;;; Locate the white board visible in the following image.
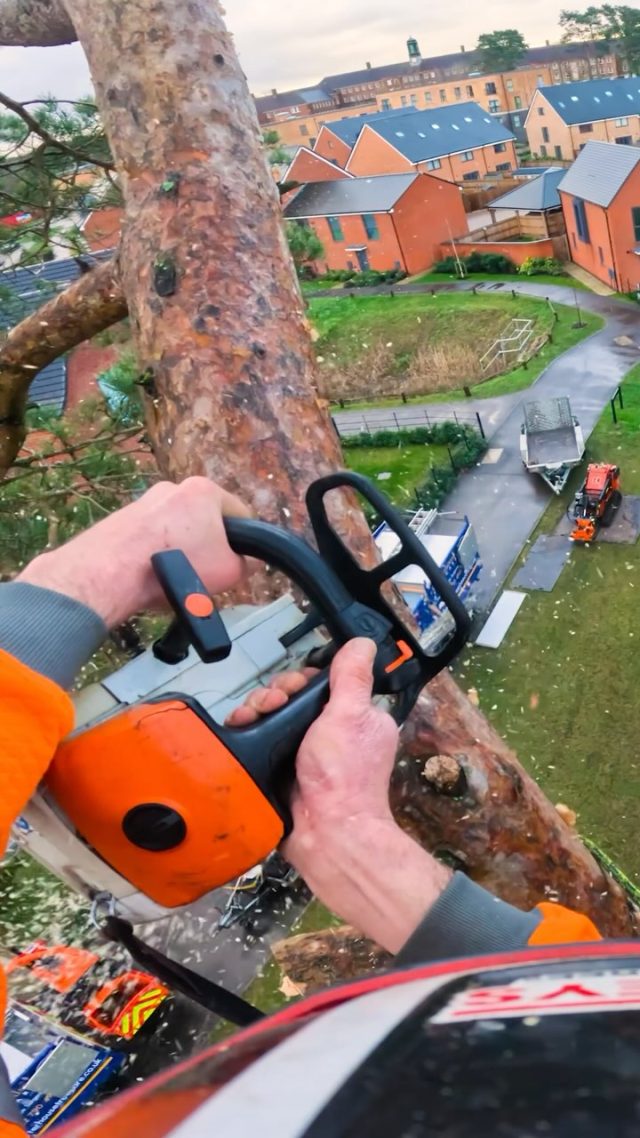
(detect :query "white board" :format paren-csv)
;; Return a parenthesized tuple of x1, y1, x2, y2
(475, 590, 526, 649)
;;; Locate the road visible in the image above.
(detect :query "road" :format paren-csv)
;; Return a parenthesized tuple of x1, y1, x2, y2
(334, 281, 640, 609)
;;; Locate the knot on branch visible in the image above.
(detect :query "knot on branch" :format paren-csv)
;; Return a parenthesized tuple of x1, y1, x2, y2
(422, 754, 467, 797)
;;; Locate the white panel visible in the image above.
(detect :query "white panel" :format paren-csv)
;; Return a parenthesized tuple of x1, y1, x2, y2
(475, 590, 526, 649)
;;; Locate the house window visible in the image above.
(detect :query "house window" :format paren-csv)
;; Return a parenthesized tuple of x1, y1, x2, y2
(466, 84, 474, 97)
(538, 106, 545, 116)
(439, 89, 447, 102)
(496, 161, 512, 171)
(506, 79, 514, 91)
(555, 145, 563, 159)
(410, 94, 418, 106)
(542, 127, 550, 143)
(489, 99, 500, 113)
(424, 91, 432, 103)
(327, 216, 344, 241)
(300, 124, 309, 136)
(494, 143, 507, 153)
(401, 95, 408, 106)
(461, 150, 474, 162)
(362, 213, 380, 240)
(514, 95, 522, 109)
(485, 81, 497, 94)
(573, 198, 590, 243)
(617, 136, 632, 145)
(632, 206, 640, 242)
(462, 171, 480, 181)
(381, 98, 391, 110)
(615, 117, 629, 126)
(578, 123, 593, 133)
(454, 86, 462, 99)
(540, 144, 548, 157)
(426, 158, 442, 170)
(513, 114, 522, 127)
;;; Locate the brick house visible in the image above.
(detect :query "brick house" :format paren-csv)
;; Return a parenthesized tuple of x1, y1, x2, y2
(343, 103, 517, 182)
(283, 172, 467, 275)
(313, 107, 419, 169)
(558, 140, 640, 293)
(283, 147, 353, 186)
(525, 77, 640, 162)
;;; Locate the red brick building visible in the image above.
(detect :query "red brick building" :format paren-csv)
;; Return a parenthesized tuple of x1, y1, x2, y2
(283, 172, 467, 275)
(559, 140, 640, 292)
(283, 148, 352, 185)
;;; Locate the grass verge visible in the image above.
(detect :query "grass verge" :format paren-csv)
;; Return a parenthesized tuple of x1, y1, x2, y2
(345, 444, 450, 508)
(414, 271, 589, 290)
(455, 363, 640, 882)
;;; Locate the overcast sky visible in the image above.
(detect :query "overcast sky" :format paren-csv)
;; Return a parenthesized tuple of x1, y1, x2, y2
(0, 1, 568, 102)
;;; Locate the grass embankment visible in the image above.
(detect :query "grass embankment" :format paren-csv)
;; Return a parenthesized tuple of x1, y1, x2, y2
(310, 293, 602, 408)
(456, 363, 640, 881)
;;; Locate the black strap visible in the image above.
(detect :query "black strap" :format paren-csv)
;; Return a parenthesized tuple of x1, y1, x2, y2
(102, 916, 264, 1027)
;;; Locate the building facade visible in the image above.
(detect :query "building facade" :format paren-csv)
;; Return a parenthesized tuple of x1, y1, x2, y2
(558, 140, 640, 292)
(283, 172, 467, 275)
(525, 78, 640, 161)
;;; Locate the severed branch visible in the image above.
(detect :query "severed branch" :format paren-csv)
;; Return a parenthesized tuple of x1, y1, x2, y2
(0, 91, 113, 170)
(0, 0, 76, 46)
(0, 256, 127, 476)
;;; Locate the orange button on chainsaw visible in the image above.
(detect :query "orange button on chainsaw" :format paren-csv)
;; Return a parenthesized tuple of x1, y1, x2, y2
(184, 592, 215, 618)
(385, 639, 413, 674)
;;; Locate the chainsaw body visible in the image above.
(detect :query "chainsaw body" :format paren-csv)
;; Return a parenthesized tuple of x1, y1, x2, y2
(18, 474, 471, 924)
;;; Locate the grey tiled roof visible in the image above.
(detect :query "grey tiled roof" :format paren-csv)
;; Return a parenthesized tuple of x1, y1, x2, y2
(557, 139, 640, 207)
(536, 77, 640, 125)
(323, 107, 418, 148)
(0, 251, 112, 413)
(490, 167, 566, 211)
(356, 102, 514, 164)
(283, 173, 418, 218)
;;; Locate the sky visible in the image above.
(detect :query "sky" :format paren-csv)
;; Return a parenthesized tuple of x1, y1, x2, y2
(0, 1, 570, 103)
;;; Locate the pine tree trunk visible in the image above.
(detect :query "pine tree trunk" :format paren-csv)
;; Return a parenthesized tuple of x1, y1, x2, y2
(64, 0, 638, 938)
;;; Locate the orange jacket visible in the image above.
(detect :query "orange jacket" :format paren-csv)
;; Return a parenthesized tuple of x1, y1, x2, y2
(0, 646, 601, 1135)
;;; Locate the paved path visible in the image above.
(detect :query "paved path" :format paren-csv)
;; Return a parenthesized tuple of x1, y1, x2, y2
(331, 280, 640, 610)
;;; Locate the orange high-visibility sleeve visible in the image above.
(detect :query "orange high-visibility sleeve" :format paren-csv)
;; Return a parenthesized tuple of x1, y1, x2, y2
(0, 1121, 25, 1137)
(0, 647, 74, 1065)
(529, 901, 602, 946)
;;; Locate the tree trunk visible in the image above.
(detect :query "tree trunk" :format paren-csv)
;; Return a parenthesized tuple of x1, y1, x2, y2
(63, 0, 638, 938)
(272, 927, 390, 991)
(0, 257, 126, 475)
(0, 0, 76, 46)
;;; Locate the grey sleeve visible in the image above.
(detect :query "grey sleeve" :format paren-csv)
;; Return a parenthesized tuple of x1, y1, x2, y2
(0, 581, 107, 690)
(395, 871, 542, 966)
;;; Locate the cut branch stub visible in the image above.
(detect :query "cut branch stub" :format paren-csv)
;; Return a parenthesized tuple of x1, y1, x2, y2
(0, 0, 76, 46)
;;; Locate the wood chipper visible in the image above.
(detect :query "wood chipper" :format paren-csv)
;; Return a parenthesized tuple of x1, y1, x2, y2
(570, 464, 622, 543)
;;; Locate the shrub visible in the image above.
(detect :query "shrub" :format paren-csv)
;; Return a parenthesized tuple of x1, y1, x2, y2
(431, 252, 516, 276)
(518, 256, 566, 277)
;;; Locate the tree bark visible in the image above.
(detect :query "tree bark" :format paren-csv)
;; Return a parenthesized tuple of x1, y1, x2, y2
(62, 0, 638, 938)
(0, 0, 76, 46)
(272, 927, 390, 991)
(0, 257, 126, 475)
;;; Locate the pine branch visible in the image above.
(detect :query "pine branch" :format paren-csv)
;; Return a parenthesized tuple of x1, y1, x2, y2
(0, 91, 113, 170)
(0, 0, 76, 47)
(0, 256, 127, 476)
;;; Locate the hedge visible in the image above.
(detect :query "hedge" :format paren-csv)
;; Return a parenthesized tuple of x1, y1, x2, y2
(342, 423, 487, 510)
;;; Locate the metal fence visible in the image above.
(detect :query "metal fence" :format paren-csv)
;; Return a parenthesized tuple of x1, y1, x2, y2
(333, 406, 485, 439)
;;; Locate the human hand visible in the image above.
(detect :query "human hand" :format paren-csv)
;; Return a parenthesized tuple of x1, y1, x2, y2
(19, 477, 249, 628)
(228, 639, 452, 954)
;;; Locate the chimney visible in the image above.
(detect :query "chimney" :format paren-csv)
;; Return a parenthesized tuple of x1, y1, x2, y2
(271, 88, 278, 96)
(545, 40, 550, 46)
(407, 37, 421, 67)
(366, 61, 372, 69)
(460, 45, 465, 53)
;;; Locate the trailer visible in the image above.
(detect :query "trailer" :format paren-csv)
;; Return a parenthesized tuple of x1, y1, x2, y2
(520, 397, 585, 494)
(374, 508, 481, 651)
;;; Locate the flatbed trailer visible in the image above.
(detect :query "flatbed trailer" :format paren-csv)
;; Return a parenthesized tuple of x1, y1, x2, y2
(520, 397, 585, 494)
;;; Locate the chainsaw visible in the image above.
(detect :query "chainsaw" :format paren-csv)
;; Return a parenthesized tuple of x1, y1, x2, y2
(18, 473, 470, 931)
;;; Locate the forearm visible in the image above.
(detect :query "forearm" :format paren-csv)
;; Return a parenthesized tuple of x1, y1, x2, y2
(0, 582, 106, 689)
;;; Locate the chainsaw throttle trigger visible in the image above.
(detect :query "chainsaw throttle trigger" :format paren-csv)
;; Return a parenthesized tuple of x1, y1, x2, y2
(151, 549, 232, 664)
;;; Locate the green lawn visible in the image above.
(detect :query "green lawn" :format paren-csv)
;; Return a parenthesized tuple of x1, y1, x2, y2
(345, 444, 449, 508)
(456, 364, 640, 883)
(414, 271, 589, 290)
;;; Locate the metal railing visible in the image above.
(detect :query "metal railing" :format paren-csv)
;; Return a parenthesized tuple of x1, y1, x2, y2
(333, 406, 485, 439)
(479, 317, 535, 373)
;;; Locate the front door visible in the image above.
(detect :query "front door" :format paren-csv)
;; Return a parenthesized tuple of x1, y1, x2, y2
(356, 248, 370, 271)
